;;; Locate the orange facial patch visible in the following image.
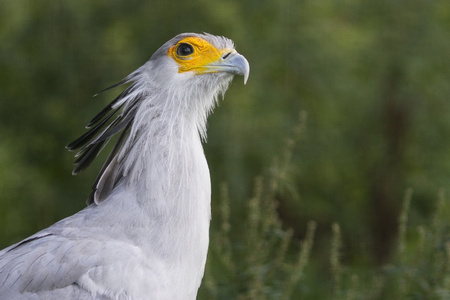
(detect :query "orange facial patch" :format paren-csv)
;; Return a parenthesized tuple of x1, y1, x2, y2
(168, 37, 228, 74)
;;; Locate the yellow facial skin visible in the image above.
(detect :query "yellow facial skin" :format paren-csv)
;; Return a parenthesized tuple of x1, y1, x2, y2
(168, 37, 232, 74)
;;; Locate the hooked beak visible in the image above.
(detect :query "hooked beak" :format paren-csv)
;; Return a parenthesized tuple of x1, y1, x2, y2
(204, 50, 250, 84)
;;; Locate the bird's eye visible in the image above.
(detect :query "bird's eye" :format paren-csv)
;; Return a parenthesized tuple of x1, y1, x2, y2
(176, 43, 194, 56)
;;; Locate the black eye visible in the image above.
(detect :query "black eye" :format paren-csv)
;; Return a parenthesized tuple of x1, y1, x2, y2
(176, 43, 194, 56)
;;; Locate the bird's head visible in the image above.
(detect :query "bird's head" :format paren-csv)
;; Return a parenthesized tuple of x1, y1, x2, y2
(148, 33, 249, 90)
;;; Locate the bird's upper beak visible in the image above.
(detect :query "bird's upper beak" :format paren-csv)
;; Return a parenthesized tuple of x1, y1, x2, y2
(203, 50, 250, 84)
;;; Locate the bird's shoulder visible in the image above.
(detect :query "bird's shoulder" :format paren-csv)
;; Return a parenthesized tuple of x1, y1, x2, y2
(0, 208, 164, 299)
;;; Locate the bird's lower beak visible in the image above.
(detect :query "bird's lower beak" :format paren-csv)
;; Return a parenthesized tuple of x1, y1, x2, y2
(204, 51, 250, 84)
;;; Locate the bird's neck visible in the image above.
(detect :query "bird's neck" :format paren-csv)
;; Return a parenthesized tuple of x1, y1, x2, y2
(98, 95, 211, 295)
(121, 100, 211, 211)
(120, 97, 211, 294)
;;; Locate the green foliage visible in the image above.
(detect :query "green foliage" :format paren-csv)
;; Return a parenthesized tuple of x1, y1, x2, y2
(200, 127, 450, 299)
(201, 176, 317, 299)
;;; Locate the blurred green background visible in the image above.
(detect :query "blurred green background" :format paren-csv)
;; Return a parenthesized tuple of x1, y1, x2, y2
(1, 0, 450, 298)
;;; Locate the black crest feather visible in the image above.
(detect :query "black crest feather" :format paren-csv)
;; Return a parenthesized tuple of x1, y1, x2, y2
(67, 78, 145, 204)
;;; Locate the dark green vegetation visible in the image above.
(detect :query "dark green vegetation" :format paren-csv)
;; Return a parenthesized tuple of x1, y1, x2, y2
(1, 0, 449, 298)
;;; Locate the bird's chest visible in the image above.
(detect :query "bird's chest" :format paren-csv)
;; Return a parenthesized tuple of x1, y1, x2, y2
(118, 148, 211, 298)
(77, 191, 210, 299)
(83, 134, 212, 298)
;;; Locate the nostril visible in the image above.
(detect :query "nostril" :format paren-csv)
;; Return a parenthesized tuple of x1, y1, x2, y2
(222, 52, 231, 59)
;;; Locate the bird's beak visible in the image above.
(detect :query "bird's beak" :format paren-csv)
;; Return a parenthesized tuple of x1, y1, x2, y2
(204, 50, 250, 84)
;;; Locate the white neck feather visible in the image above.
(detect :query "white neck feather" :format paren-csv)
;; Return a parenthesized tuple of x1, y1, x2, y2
(130, 69, 227, 295)
(81, 61, 233, 296)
